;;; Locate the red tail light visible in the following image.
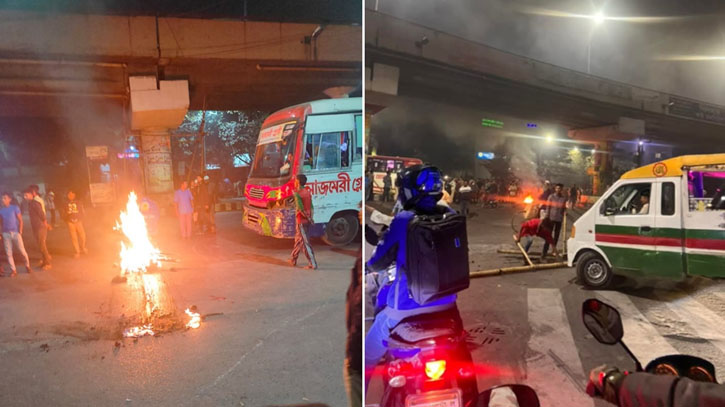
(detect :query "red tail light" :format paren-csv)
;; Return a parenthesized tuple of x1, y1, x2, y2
(425, 360, 447, 380)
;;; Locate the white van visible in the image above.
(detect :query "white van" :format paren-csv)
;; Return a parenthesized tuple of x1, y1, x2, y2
(567, 154, 725, 288)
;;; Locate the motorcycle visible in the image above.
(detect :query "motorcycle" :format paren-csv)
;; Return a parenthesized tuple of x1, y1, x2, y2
(581, 298, 718, 385)
(365, 208, 478, 407)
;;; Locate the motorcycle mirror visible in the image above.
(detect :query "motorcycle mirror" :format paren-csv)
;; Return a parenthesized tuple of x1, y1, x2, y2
(582, 298, 624, 345)
(477, 384, 540, 407)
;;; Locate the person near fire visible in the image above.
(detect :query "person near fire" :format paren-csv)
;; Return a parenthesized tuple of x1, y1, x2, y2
(24, 188, 52, 270)
(174, 180, 194, 239)
(0, 192, 32, 276)
(289, 174, 317, 269)
(515, 217, 558, 262)
(63, 189, 88, 258)
(543, 183, 568, 256)
(46, 189, 57, 226)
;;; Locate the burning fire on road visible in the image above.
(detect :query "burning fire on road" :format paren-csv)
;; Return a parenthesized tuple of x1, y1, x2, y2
(117, 192, 201, 338)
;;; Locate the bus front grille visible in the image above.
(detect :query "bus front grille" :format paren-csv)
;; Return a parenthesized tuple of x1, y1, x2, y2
(248, 187, 264, 199)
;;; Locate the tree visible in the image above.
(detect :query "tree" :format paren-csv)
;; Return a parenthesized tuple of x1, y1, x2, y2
(174, 110, 267, 175)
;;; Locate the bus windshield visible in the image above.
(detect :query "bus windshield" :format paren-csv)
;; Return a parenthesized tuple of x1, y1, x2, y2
(249, 121, 298, 179)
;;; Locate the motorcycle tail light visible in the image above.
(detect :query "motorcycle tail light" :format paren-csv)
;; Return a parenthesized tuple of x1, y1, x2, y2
(425, 360, 447, 380)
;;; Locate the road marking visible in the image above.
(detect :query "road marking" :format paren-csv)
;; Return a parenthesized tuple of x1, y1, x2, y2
(527, 288, 593, 407)
(596, 291, 679, 364)
(661, 293, 725, 375)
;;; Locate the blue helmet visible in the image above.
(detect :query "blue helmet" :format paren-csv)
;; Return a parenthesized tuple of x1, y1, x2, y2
(396, 164, 443, 209)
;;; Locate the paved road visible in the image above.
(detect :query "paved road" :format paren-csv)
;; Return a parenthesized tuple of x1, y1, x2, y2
(365, 202, 725, 406)
(0, 209, 357, 407)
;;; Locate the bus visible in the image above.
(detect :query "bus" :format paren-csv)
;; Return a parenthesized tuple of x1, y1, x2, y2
(366, 155, 423, 198)
(243, 97, 363, 246)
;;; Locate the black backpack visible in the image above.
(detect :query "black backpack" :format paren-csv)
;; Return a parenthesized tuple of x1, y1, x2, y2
(405, 211, 470, 305)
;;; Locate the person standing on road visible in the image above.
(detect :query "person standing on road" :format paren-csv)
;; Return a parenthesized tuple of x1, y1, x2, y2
(382, 170, 392, 203)
(29, 184, 46, 215)
(24, 189, 51, 270)
(289, 174, 317, 269)
(174, 181, 194, 239)
(544, 183, 567, 257)
(458, 181, 472, 217)
(538, 180, 553, 218)
(568, 185, 580, 209)
(63, 190, 87, 258)
(365, 170, 373, 202)
(0, 192, 32, 276)
(46, 190, 57, 226)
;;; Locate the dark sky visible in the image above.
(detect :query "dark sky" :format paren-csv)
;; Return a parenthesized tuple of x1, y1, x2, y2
(368, 0, 725, 105)
(0, 0, 361, 24)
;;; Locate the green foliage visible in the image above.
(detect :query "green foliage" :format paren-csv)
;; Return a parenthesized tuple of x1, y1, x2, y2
(175, 110, 267, 171)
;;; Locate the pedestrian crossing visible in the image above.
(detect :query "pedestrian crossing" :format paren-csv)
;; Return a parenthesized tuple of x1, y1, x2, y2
(462, 284, 725, 406)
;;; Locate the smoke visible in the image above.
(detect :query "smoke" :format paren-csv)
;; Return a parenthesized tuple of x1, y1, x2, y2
(371, 96, 542, 181)
(372, 0, 725, 105)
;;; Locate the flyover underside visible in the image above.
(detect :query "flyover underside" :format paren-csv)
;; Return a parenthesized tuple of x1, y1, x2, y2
(0, 56, 360, 117)
(367, 47, 724, 147)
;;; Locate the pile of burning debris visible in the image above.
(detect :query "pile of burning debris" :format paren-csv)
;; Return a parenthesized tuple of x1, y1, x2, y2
(116, 192, 201, 338)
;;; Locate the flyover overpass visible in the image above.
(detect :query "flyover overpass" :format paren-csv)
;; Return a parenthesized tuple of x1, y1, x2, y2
(0, 9, 361, 118)
(365, 9, 725, 147)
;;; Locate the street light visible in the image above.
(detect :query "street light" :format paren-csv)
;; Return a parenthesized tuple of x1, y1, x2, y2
(587, 11, 605, 74)
(545, 133, 554, 144)
(593, 12, 605, 25)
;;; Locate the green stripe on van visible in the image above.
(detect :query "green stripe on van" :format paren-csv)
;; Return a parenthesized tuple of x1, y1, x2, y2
(595, 225, 725, 240)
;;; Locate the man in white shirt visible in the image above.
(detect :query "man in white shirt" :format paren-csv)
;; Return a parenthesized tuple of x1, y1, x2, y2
(638, 193, 650, 214)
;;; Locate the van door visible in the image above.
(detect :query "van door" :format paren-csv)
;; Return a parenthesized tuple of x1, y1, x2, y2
(682, 170, 725, 277)
(595, 180, 658, 275)
(652, 179, 685, 278)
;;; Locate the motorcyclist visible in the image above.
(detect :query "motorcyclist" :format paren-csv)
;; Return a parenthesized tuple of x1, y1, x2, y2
(364, 164, 458, 388)
(587, 364, 725, 407)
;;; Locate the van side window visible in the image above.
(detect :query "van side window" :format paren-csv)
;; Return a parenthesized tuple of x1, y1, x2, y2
(661, 182, 675, 216)
(687, 170, 725, 211)
(304, 131, 352, 171)
(601, 183, 651, 215)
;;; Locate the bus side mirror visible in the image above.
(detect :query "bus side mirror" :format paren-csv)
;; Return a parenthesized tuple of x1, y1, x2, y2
(604, 207, 616, 216)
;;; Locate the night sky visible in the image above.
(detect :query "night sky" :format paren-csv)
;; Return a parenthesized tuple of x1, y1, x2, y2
(368, 0, 725, 105)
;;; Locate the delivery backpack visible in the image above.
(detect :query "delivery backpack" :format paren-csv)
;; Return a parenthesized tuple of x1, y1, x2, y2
(405, 211, 470, 304)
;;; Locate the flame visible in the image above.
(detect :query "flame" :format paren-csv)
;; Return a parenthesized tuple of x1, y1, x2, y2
(523, 195, 534, 205)
(185, 308, 201, 329)
(123, 324, 155, 338)
(117, 192, 161, 275)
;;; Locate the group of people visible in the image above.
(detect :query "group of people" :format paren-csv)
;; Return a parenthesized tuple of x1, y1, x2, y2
(0, 186, 87, 276)
(515, 181, 578, 261)
(173, 175, 218, 239)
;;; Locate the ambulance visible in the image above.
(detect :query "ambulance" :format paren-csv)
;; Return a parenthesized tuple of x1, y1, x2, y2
(567, 154, 725, 288)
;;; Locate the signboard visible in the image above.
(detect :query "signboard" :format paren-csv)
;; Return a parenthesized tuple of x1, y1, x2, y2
(89, 183, 114, 205)
(85, 145, 108, 160)
(258, 121, 296, 145)
(481, 118, 504, 128)
(668, 96, 725, 125)
(477, 152, 495, 160)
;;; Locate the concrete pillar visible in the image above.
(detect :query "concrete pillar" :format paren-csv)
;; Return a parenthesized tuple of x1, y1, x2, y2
(129, 76, 189, 210)
(140, 130, 174, 194)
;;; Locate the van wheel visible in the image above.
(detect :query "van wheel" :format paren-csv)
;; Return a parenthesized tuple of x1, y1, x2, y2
(323, 213, 359, 246)
(577, 252, 613, 289)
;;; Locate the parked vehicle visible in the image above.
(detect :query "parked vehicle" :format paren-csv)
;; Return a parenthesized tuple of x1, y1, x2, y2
(243, 97, 363, 246)
(567, 154, 725, 288)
